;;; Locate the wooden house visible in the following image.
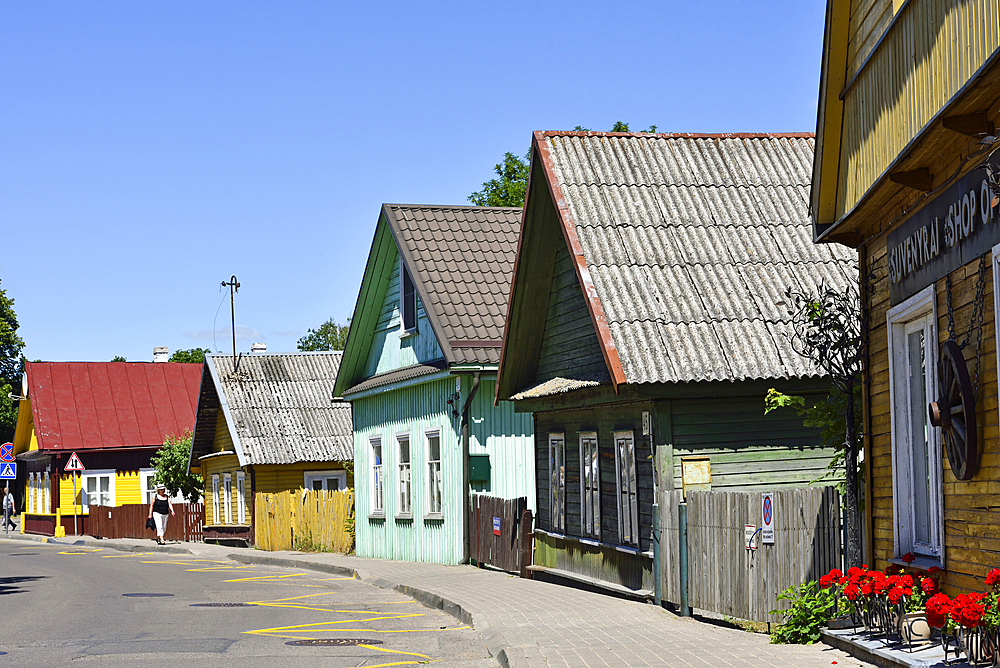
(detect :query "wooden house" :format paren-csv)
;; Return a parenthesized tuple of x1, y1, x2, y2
(187, 350, 353, 545)
(495, 130, 857, 596)
(333, 204, 534, 565)
(812, 0, 1000, 589)
(13, 359, 202, 536)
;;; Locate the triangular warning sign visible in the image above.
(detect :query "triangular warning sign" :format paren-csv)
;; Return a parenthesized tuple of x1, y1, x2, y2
(0, 463, 14, 478)
(65, 452, 85, 472)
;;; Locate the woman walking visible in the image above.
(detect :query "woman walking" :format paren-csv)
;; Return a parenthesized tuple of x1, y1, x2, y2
(147, 484, 175, 545)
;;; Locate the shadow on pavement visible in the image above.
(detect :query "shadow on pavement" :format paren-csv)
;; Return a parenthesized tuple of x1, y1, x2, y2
(0, 575, 48, 596)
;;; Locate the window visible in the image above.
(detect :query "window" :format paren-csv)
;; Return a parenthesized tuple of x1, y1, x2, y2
(400, 261, 417, 333)
(43, 471, 50, 513)
(614, 431, 639, 546)
(371, 438, 384, 516)
(397, 434, 412, 517)
(549, 434, 565, 533)
(888, 285, 942, 560)
(579, 433, 600, 539)
(212, 475, 220, 525)
(28, 473, 35, 513)
(304, 470, 347, 492)
(236, 472, 246, 524)
(223, 473, 233, 524)
(426, 431, 442, 516)
(82, 470, 115, 510)
(141, 469, 158, 505)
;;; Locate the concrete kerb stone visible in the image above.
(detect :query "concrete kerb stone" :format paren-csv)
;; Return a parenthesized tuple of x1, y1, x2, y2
(226, 552, 356, 579)
(2, 532, 194, 555)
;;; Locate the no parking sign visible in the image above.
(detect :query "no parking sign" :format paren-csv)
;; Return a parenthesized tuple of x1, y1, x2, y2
(761, 492, 775, 545)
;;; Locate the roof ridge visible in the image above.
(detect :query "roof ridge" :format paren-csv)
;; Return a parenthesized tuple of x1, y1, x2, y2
(385, 203, 523, 211)
(540, 131, 815, 140)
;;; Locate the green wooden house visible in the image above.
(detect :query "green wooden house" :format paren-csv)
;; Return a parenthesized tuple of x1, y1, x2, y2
(496, 130, 857, 597)
(333, 204, 534, 565)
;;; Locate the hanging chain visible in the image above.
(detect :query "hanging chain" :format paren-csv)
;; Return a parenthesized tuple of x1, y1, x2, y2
(944, 255, 988, 398)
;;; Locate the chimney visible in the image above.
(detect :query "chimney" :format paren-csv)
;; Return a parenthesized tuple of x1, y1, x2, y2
(251, 342, 267, 354)
(153, 347, 169, 363)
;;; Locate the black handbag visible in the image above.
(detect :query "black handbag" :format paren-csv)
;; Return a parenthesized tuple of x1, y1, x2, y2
(146, 517, 156, 531)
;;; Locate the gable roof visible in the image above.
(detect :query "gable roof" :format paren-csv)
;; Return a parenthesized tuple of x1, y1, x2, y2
(23, 361, 202, 451)
(334, 204, 521, 396)
(190, 351, 353, 467)
(498, 131, 858, 399)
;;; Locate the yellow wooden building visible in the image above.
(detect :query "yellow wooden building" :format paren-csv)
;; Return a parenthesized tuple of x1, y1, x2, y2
(188, 350, 353, 545)
(813, 0, 1000, 590)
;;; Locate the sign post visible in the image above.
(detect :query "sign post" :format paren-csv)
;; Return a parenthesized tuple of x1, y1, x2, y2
(761, 492, 775, 545)
(65, 452, 85, 536)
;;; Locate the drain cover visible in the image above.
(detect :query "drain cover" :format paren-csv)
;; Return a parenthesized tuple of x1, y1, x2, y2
(285, 639, 383, 647)
(190, 603, 250, 607)
(122, 593, 174, 597)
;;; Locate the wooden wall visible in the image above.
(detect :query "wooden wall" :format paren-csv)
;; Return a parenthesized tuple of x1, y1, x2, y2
(863, 229, 1000, 594)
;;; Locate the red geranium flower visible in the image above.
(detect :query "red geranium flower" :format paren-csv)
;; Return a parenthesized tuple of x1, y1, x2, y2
(829, 568, 843, 580)
(888, 586, 906, 605)
(926, 592, 951, 628)
(902, 552, 916, 564)
(844, 584, 860, 601)
(921, 577, 937, 595)
(820, 574, 834, 589)
(986, 568, 1000, 589)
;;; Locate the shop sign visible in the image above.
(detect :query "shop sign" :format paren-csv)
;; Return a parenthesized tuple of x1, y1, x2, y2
(887, 159, 1000, 305)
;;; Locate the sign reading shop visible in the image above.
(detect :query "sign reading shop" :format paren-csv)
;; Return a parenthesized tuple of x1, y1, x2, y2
(888, 160, 1000, 304)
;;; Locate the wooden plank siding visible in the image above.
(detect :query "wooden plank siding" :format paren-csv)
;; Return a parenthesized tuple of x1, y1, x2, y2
(201, 454, 246, 526)
(535, 242, 607, 384)
(862, 224, 1000, 594)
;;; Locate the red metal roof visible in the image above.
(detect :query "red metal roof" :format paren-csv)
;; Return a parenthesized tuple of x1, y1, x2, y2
(25, 361, 202, 451)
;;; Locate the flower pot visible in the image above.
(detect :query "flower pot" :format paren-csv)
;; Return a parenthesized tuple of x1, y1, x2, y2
(959, 627, 995, 666)
(897, 612, 932, 644)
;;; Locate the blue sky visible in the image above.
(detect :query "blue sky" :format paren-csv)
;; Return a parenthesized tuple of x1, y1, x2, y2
(2, 1, 826, 362)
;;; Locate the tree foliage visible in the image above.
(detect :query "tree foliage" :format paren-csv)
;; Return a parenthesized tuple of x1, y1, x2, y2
(297, 318, 350, 352)
(169, 348, 211, 364)
(111, 356, 127, 362)
(468, 151, 530, 207)
(0, 279, 25, 443)
(150, 431, 203, 503)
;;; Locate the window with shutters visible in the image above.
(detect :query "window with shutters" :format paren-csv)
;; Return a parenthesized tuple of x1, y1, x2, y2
(614, 431, 639, 546)
(549, 433, 565, 533)
(579, 433, 600, 539)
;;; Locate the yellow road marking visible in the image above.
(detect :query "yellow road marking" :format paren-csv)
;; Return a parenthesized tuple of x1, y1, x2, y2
(315, 575, 358, 581)
(362, 644, 433, 661)
(224, 573, 306, 583)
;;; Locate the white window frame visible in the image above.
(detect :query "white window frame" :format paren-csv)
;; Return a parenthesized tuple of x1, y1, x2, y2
(370, 438, 384, 516)
(140, 469, 158, 505)
(399, 260, 418, 334)
(223, 473, 233, 524)
(425, 430, 442, 517)
(304, 470, 347, 492)
(28, 473, 35, 514)
(236, 472, 246, 524)
(579, 432, 600, 539)
(211, 475, 220, 525)
(397, 433, 412, 517)
(887, 284, 943, 563)
(614, 431, 639, 547)
(548, 433, 565, 533)
(43, 471, 50, 514)
(81, 470, 116, 511)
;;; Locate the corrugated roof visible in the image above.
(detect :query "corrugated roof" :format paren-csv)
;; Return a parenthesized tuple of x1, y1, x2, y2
(344, 359, 448, 397)
(383, 204, 522, 365)
(194, 352, 353, 466)
(535, 131, 857, 386)
(24, 361, 202, 451)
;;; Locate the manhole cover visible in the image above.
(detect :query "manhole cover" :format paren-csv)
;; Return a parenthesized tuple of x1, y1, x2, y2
(285, 639, 383, 647)
(190, 603, 251, 607)
(122, 593, 174, 597)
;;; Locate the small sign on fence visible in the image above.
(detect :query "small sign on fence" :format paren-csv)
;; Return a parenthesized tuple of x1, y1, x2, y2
(744, 524, 757, 550)
(493, 516, 501, 536)
(761, 492, 775, 544)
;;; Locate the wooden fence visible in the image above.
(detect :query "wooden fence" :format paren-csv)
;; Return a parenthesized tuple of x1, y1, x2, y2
(88, 503, 204, 543)
(660, 486, 841, 623)
(469, 494, 532, 575)
(254, 489, 354, 553)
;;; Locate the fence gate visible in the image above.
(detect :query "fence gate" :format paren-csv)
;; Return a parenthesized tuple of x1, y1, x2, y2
(469, 494, 532, 575)
(88, 503, 204, 542)
(660, 486, 842, 623)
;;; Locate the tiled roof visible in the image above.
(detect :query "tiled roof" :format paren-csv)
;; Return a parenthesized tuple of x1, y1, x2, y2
(24, 361, 202, 451)
(537, 131, 857, 385)
(384, 204, 522, 365)
(193, 352, 352, 466)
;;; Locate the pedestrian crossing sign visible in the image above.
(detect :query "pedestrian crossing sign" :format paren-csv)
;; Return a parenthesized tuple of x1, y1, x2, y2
(0, 462, 15, 479)
(65, 452, 85, 472)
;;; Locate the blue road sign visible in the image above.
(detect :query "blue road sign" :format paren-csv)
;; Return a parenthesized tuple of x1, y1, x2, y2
(0, 443, 13, 462)
(0, 462, 15, 479)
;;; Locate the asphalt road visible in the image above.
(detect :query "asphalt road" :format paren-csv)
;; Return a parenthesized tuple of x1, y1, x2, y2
(0, 538, 495, 667)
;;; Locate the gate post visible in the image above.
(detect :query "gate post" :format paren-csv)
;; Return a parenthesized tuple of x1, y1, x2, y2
(678, 501, 690, 617)
(519, 509, 533, 579)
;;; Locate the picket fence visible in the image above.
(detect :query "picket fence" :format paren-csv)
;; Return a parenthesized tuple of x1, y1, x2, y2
(254, 488, 354, 553)
(660, 486, 842, 623)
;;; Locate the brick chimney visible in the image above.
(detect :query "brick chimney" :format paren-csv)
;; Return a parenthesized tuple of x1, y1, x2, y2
(251, 342, 267, 354)
(153, 347, 169, 363)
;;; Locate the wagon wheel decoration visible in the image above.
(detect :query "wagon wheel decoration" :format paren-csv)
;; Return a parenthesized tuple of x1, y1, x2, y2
(928, 340, 979, 481)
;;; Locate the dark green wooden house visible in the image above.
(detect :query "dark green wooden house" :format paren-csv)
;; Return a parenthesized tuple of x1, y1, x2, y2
(495, 130, 857, 597)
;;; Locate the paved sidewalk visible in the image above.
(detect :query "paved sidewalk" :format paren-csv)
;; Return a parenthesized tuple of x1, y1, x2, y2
(4, 532, 871, 668)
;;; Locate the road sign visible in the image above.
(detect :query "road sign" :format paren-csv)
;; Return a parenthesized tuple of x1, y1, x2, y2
(0, 442, 13, 462)
(0, 462, 15, 479)
(762, 492, 775, 544)
(65, 451, 85, 472)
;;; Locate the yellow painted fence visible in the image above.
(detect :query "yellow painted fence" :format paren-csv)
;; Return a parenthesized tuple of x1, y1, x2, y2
(254, 488, 354, 554)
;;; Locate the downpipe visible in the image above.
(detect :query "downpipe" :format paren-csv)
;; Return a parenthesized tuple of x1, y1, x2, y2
(460, 371, 481, 564)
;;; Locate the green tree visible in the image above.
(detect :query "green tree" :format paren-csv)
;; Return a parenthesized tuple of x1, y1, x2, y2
(468, 150, 531, 207)
(0, 279, 25, 443)
(169, 348, 211, 364)
(111, 356, 127, 362)
(150, 431, 203, 503)
(297, 318, 351, 352)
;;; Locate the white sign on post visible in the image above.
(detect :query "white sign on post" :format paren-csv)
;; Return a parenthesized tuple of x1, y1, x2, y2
(761, 492, 775, 544)
(65, 452, 85, 471)
(744, 524, 757, 550)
